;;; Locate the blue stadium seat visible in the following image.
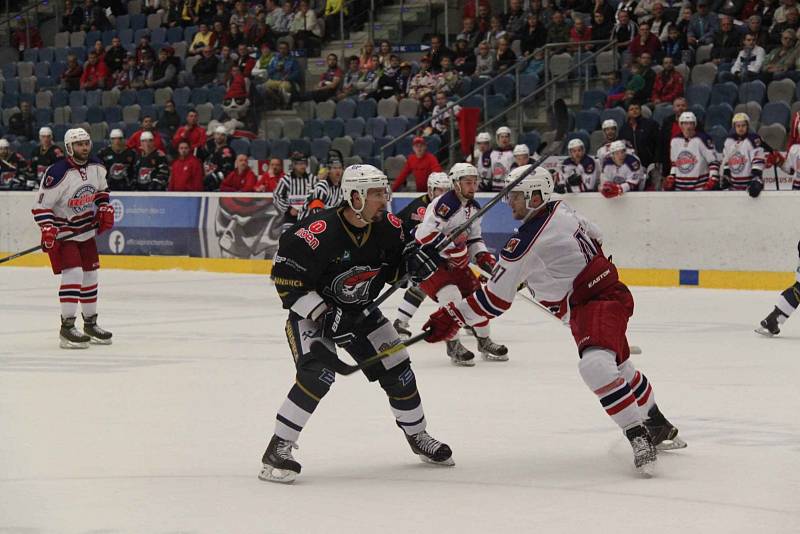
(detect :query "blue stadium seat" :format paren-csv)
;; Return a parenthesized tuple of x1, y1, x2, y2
(581, 89, 607, 110)
(53, 90, 69, 107)
(184, 25, 198, 45)
(151, 27, 167, 44)
(69, 91, 85, 108)
(39, 48, 55, 63)
(69, 46, 87, 61)
(140, 104, 157, 119)
(55, 48, 69, 62)
(4, 79, 19, 94)
(710, 82, 738, 107)
(138, 89, 155, 106)
(167, 27, 183, 43)
(2, 94, 18, 107)
(2, 63, 16, 78)
(172, 87, 191, 106)
(345, 117, 365, 137)
(310, 137, 332, 161)
(230, 137, 250, 156)
(600, 107, 625, 129)
(425, 134, 441, 155)
(354, 136, 375, 158)
(18, 141, 35, 159)
(94, 140, 108, 152)
(119, 29, 134, 45)
(87, 106, 104, 123)
(123, 123, 138, 137)
(386, 116, 409, 138)
(396, 136, 413, 157)
(86, 90, 102, 108)
(116, 14, 130, 30)
(190, 87, 209, 105)
(18, 93, 35, 105)
(176, 104, 190, 119)
(53, 124, 69, 141)
(250, 139, 269, 160)
(366, 117, 387, 137)
(652, 103, 673, 126)
(519, 131, 541, 154)
(51, 61, 67, 80)
(38, 76, 55, 89)
(118, 90, 137, 106)
(102, 30, 117, 46)
(34, 62, 50, 77)
(689, 104, 706, 123)
(375, 137, 393, 157)
(462, 95, 482, 108)
(134, 28, 149, 43)
(486, 94, 507, 118)
(458, 77, 472, 97)
(323, 118, 345, 138)
(491, 75, 515, 99)
(519, 74, 539, 97)
(761, 102, 790, 127)
(705, 103, 733, 131)
(563, 131, 590, 154)
(130, 14, 146, 30)
(23, 49, 37, 62)
(357, 98, 377, 119)
(302, 119, 324, 139)
(71, 105, 88, 123)
(708, 125, 728, 151)
(289, 138, 311, 157)
(104, 106, 122, 123)
(86, 30, 102, 46)
(364, 156, 382, 168)
(739, 80, 766, 105)
(208, 85, 225, 105)
(335, 99, 357, 119)
(686, 84, 712, 108)
(575, 109, 601, 133)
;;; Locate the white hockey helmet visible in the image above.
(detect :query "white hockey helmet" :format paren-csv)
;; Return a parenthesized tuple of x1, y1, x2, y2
(732, 112, 750, 126)
(64, 127, 92, 158)
(610, 140, 627, 153)
(341, 164, 389, 214)
(506, 165, 554, 207)
(39, 127, 53, 138)
(568, 138, 585, 151)
(0, 139, 9, 149)
(513, 144, 530, 156)
(140, 131, 154, 141)
(679, 111, 697, 124)
(448, 162, 479, 190)
(496, 126, 512, 141)
(476, 132, 491, 144)
(427, 172, 452, 196)
(109, 129, 124, 139)
(602, 119, 618, 131)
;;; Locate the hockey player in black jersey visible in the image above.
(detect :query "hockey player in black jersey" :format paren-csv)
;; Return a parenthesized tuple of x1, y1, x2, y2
(756, 240, 800, 336)
(201, 126, 236, 191)
(27, 127, 64, 190)
(98, 129, 137, 191)
(132, 132, 170, 191)
(393, 171, 453, 339)
(260, 164, 453, 484)
(0, 138, 30, 190)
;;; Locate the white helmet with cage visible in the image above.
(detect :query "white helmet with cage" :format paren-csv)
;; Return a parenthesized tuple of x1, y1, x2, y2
(64, 127, 92, 159)
(341, 164, 389, 214)
(427, 172, 452, 197)
(506, 165, 554, 208)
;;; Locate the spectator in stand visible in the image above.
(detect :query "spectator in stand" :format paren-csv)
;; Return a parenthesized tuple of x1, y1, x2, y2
(762, 29, 799, 81)
(452, 39, 477, 76)
(391, 136, 442, 192)
(612, 9, 638, 52)
(61, 54, 83, 91)
(78, 0, 110, 31)
(271, 1, 293, 36)
(104, 36, 126, 73)
(195, 0, 215, 26)
(113, 55, 138, 89)
(495, 37, 517, 73)
(8, 101, 36, 140)
(429, 34, 454, 73)
(651, 56, 684, 105)
(144, 0, 166, 16)
(169, 140, 205, 191)
(634, 53, 656, 104)
(80, 51, 109, 90)
(569, 16, 593, 53)
(229, 0, 249, 28)
(486, 15, 509, 51)
(431, 90, 460, 154)
(220, 154, 257, 192)
(217, 45, 235, 82)
(336, 55, 361, 100)
(505, 0, 528, 40)
(164, 0, 183, 27)
(225, 64, 249, 103)
(373, 55, 401, 99)
(250, 42, 274, 83)
(774, 0, 798, 25)
(437, 56, 461, 94)
(474, 40, 496, 77)
(647, 3, 670, 41)
(189, 23, 217, 56)
(674, 6, 693, 37)
(620, 102, 661, 172)
(377, 40, 392, 70)
(146, 48, 177, 88)
(135, 35, 156, 65)
(732, 33, 766, 81)
(212, 21, 228, 46)
(173, 109, 208, 152)
(615, 0, 638, 21)
(92, 40, 106, 62)
(11, 18, 43, 58)
(418, 93, 436, 136)
(158, 100, 181, 139)
(475, 2, 492, 33)
(663, 24, 690, 66)
(355, 55, 381, 99)
(193, 46, 220, 86)
(629, 21, 663, 61)
(265, 41, 300, 107)
(407, 56, 438, 100)
(264, 0, 281, 29)
(358, 41, 377, 73)
(547, 11, 571, 53)
(457, 17, 481, 51)
(769, 7, 800, 47)
(255, 157, 284, 192)
(743, 15, 770, 49)
(688, 0, 719, 47)
(523, 47, 545, 76)
(179, 0, 196, 26)
(137, 53, 156, 88)
(521, 13, 547, 55)
(228, 22, 245, 49)
(712, 16, 743, 65)
(294, 53, 342, 102)
(128, 115, 167, 152)
(290, 1, 321, 52)
(63, 0, 81, 31)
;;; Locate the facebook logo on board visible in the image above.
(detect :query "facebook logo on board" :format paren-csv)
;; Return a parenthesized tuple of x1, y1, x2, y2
(109, 231, 125, 254)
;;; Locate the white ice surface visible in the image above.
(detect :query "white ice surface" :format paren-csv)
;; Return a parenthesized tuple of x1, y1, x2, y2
(1, 267, 799, 534)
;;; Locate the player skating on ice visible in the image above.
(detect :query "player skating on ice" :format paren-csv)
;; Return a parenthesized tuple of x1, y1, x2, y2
(720, 113, 766, 196)
(664, 112, 720, 191)
(260, 164, 453, 484)
(393, 172, 453, 339)
(32, 128, 114, 348)
(414, 163, 508, 365)
(756, 240, 800, 336)
(422, 165, 685, 476)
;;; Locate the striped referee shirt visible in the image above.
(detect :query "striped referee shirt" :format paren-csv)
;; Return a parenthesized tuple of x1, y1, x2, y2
(274, 172, 317, 216)
(300, 178, 344, 219)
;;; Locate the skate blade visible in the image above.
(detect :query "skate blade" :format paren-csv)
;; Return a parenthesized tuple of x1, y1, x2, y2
(630, 345, 643, 354)
(258, 465, 297, 484)
(88, 336, 113, 345)
(418, 454, 455, 467)
(754, 327, 777, 337)
(481, 352, 509, 362)
(657, 436, 687, 451)
(450, 358, 476, 367)
(635, 460, 657, 478)
(59, 338, 90, 349)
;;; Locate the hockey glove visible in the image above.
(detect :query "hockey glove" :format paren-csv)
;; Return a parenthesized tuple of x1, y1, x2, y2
(600, 182, 623, 198)
(748, 177, 764, 198)
(704, 177, 721, 190)
(475, 251, 496, 282)
(423, 303, 464, 343)
(320, 306, 357, 348)
(567, 173, 582, 187)
(95, 204, 115, 234)
(663, 175, 676, 191)
(40, 225, 58, 250)
(766, 151, 785, 168)
(553, 182, 567, 194)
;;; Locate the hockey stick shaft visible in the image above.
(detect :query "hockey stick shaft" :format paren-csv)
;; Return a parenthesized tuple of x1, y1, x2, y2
(311, 330, 430, 376)
(0, 226, 98, 265)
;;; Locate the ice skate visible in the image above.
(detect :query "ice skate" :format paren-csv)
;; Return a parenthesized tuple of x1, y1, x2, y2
(393, 318, 412, 340)
(755, 307, 783, 337)
(60, 316, 90, 349)
(477, 336, 509, 361)
(82, 314, 113, 345)
(259, 434, 301, 484)
(626, 424, 657, 477)
(446, 339, 475, 366)
(405, 430, 454, 466)
(644, 405, 687, 451)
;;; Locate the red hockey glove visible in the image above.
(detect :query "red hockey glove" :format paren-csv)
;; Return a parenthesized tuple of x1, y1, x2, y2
(766, 151, 785, 167)
(95, 204, 115, 234)
(600, 182, 624, 198)
(423, 303, 464, 343)
(663, 175, 676, 191)
(475, 251, 496, 282)
(704, 177, 720, 190)
(40, 225, 58, 250)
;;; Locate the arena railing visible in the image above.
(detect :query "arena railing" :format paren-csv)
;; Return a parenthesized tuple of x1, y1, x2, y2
(1, 0, 56, 48)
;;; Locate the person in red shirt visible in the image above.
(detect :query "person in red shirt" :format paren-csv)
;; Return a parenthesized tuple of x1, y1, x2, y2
(628, 21, 663, 61)
(651, 56, 684, 106)
(126, 115, 167, 153)
(391, 136, 443, 192)
(168, 140, 204, 191)
(80, 50, 109, 90)
(220, 154, 257, 192)
(225, 64, 249, 99)
(254, 157, 284, 192)
(172, 110, 208, 152)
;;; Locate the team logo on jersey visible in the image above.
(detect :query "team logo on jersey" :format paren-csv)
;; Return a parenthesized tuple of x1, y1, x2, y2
(329, 266, 381, 304)
(492, 163, 508, 177)
(613, 175, 625, 184)
(67, 184, 97, 213)
(675, 151, 698, 173)
(110, 163, 129, 180)
(295, 228, 321, 249)
(43, 174, 55, 187)
(436, 203, 450, 217)
(728, 151, 747, 174)
(503, 238, 520, 254)
(387, 212, 402, 229)
(413, 206, 426, 221)
(308, 220, 327, 234)
(630, 159, 640, 171)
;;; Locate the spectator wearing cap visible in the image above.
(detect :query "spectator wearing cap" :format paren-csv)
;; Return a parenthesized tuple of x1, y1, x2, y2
(407, 56, 438, 100)
(688, 0, 719, 47)
(250, 42, 274, 82)
(8, 101, 36, 140)
(173, 109, 208, 151)
(651, 56, 684, 105)
(732, 33, 766, 81)
(265, 41, 300, 108)
(220, 154, 257, 192)
(255, 157, 284, 192)
(80, 51, 109, 90)
(128, 115, 168, 153)
(169, 140, 205, 191)
(391, 136, 443, 192)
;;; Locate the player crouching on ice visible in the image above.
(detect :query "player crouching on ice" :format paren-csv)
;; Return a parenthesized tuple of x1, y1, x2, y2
(422, 165, 685, 476)
(32, 128, 114, 349)
(756, 240, 800, 336)
(260, 164, 453, 484)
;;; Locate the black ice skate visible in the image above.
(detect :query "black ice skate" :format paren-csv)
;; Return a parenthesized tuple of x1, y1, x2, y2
(406, 430, 455, 466)
(82, 314, 113, 345)
(259, 434, 301, 484)
(393, 318, 412, 340)
(644, 405, 687, 451)
(755, 307, 784, 337)
(477, 336, 509, 361)
(446, 339, 475, 366)
(60, 316, 90, 349)
(625, 424, 658, 477)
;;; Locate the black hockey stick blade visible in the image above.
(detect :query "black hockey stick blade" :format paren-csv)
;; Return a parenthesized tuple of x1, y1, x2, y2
(310, 330, 430, 376)
(0, 226, 98, 265)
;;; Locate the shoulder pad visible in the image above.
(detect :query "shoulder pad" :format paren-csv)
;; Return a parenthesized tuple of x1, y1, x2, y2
(581, 155, 595, 170)
(696, 132, 714, 147)
(601, 156, 614, 167)
(41, 159, 71, 189)
(748, 132, 762, 146)
(501, 201, 560, 261)
(433, 190, 461, 220)
(624, 154, 641, 170)
(469, 198, 481, 210)
(561, 156, 573, 165)
(88, 156, 104, 165)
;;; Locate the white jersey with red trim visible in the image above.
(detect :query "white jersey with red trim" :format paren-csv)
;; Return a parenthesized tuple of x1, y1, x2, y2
(415, 190, 488, 267)
(469, 148, 493, 189)
(31, 156, 110, 242)
(669, 133, 720, 190)
(488, 147, 514, 191)
(779, 144, 800, 190)
(596, 139, 634, 164)
(600, 153, 645, 192)
(452, 200, 603, 325)
(722, 133, 765, 190)
(559, 154, 600, 192)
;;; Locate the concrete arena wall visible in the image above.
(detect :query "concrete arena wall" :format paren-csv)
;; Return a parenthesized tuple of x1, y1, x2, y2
(1, 191, 798, 289)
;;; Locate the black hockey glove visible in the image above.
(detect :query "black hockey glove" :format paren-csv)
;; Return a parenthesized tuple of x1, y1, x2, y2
(404, 237, 445, 284)
(320, 306, 357, 347)
(567, 173, 582, 187)
(748, 177, 763, 198)
(553, 182, 567, 194)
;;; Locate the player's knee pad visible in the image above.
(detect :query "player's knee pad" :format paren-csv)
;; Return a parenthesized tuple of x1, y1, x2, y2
(377, 360, 417, 398)
(617, 359, 636, 383)
(295, 355, 335, 399)
(406, 285, 427, 304)
(435, 285, 462, 306)
(578, 348, 621, 391)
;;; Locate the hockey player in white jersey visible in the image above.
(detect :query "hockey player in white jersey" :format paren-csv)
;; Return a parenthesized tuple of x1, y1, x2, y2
(31, 128, 114, 349)
(469, 132, 493, 187)
(510, 144, 531, 170)
(774, 121, 800, 190)
(415, 162, 508, 365)
(756, 240, 800, 336)
(484, 126, 514, 192)
(720, 113, 766, 197)
(600, 140, 645, 198)
(557, 138, 599, 193)
(422, 165, 685, 475)
(665, 112, 720, 191)
(596, 119, 634, 163)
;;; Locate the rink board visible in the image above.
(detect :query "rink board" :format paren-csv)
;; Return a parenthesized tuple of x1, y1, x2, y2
(1, 191, 798, 290)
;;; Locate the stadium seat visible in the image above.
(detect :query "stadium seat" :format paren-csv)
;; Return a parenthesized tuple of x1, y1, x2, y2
(20, 77, 36, 94)
(150, 27, 167, 45)
(768, 78, 796, 103)
(293, 100, 314, 120)
(706, 103, 733, 131)
(345, 117, 366, 138)
(690, 63, 717, 86)
(209, 85, 226, 105)
(344, 156, 363, 167)
(190, 87, 209, 105)
(396, 136, 413, 156)
(211, 104, 224, 121)
(734, 102, 762, 128)
(101, 30, 117, 46)
(739, 80, 766, 105)
(492, 75, 515, 99)
(695, 44, 713, 65)
(323, 118, 345, 138)
(230, 137, 250, 156)
(270, 138, 290, 160)
(129, 0, 142, 14)
(652, 103, 673, 126)
(356, 98, 377, 119)
(17, 62, 34, 78)
(549, 53, 573, 80)
(575, 110, 601, 133)
(130, 14, 146, 30)
(68, 91, 85, 108)
(283, 118, 304, 140)
(54, 107, 70, 125)
(172, 87, 191, 107)
(1, 106, 18, 125)
(54, 32, 70, 49)
(22, 48, 37, 62)
(460, 94, 481, 108)
(563, 131, 590, 154)
(104, 106, 122, 123)
(86, 30, 101, 46)
(86, 90, 102, 108)
(315, 100, 336, 119)
(689, 105, 706, 123)
(519, 131, 541, 154)
(589, 129, 605, 154)
(154, 87, 173, 106)
(302, 119, 324, 139)
(486, 95, 507, 118)
(87, 106, 104, 123)
(250, 139, 270, 160)
(70, 31, 87, 47)
(758, 124, 787, 151)
(139, 104, 156, 120)
(581, 89, 607, 110)
(600, 107, 626, 129)
(310, 136, 332, 161)
(39, 48, 55, 63)
(134, 28, 150, 43)
(377, 97, 398, 118)
(36, 91, 53, 109)
(398, 98, 420, 118)
(35, 108, 53, 125)
(184, 25, 199, 44)
(90, 122, 109, 142)
(55, 48, 69, 62)
(595, 50, 617, 75)
(761, 102, 790, 127)
(386, 116, 409, 138)
(335, 99, 357, 120)
(354, 136, 375, 158)
(71, 105, 88, 123)
(710, 82, 738, 107)
(148, 13, 164, 31)
(68, 46, 87, 62)
(426, 134, 441, 155)
(118, 90, 137, 107)
(519, 74, 539, 97)
(116, 14, 130, 30)
(289, 138, 311, 157)
(34, 62, 50, 78)
(195, 103, 212, 124)
(138, 89, 155, 106)
(331, 136, 354, 157)
(384, 155, 406, 182)
(707, 125, 728, 151)
(122, 104, 141, 123)
(265, 118, 283, 140)
(119, 29, 134, 45)
(2, 63, 16, 78)
(123, 122, 138, 137)
(686, 84, 712, 108)
(167, 27, 183, 43)
(366, 117, 387, 137)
